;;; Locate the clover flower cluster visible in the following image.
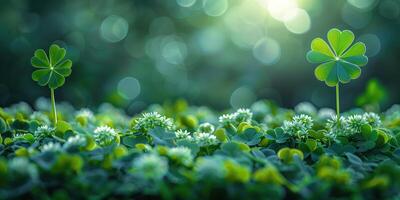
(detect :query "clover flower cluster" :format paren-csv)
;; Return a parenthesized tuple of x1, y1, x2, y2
(131, 154, 168, 181)
(326, 116, 349, 137)
(75, 108, 95, 125)
(283, 114, 314, 137)
(167, 147, 193, 166)
(41, 142, 62, 153)
(193, 132, 218, 146)
(132, 112, 175, 133)
(34, 125, 55, 137)
(175, 129, 192, 140)
(63, 135, 87, 149)
(219, 108, 253, 126)
(30, 111, 50, 124)
(198, 122, 215, 133)
(175, 129, 218, 146)
(318, 108, 336, 120)
(93, 125, 118, 146)
(295, 102, 317, 116)
(326, 113, 382, 137)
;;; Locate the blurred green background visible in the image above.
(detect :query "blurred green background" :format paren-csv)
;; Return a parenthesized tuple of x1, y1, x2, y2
(0, 0, 399, 113)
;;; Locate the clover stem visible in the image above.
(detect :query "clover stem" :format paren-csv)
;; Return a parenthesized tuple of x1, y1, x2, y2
(50, 88, 57, 126)
(336, 84, 340, 127)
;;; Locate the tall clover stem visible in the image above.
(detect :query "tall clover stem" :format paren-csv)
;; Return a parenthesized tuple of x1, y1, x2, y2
(336, 84, 340, 126)
(50, 88, 57, 125)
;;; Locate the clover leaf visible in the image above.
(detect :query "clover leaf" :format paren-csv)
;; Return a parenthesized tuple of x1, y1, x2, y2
(31, 44, 73, 126)
(31, 44, 72, 89)
(306, 28, 368, 87)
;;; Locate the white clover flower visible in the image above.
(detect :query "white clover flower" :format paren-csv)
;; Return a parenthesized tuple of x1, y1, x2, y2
(326, 115, 349, 137)
(34, 125, 55, 137)
(133, 112, 175, 132)
(363, 112, 382, 128)
(132, 154, 168, 181)
(63, 135, 87, 149)
(30, 111, 50, 124)
(41, 142, 62, 153)
(198, 122, 215, 133)
(167, 147, 193, 166)
(93, 125, 119, 146)
(346, 114, 368, 134)
(283, 114, 314, 137)
(75, 108, 95, 124)
(318, 108, 336, 120)
(175, 129, 193, 140)
(193, 132, 218, 146)
(194, 156, 226, 180)
(295, 102, 317, 116)
(233, 108, 253, 124)
(218, 114, 236, 126)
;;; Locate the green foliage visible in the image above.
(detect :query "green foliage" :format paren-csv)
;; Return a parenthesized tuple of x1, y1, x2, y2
(307, 28, 368, 87)
(357, 79, 388, 110)
(0, 100, 400, 199)
(31, 44, 72, 89)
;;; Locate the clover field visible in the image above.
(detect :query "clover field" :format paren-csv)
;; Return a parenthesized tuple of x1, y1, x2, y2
(1, 99, 400, 200)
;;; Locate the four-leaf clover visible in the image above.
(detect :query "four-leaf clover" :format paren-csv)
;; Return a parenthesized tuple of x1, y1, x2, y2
(306, 28, 368, 87)
(31, 44, 72, 89)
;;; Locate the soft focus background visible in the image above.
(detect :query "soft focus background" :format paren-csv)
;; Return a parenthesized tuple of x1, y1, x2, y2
(0, 0, 399, 113)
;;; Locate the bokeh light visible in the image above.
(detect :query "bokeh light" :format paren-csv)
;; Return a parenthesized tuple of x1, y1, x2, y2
(177, 0, 196, 7)
(230, 86, 257, 109)
(203, 0, 228, 17)
(359, 34, 381, 57)
(117, 77, 141, 100)
(342, 3, 372, 29)
(252, 37, 281, 65)
(263, 0, 298, 22)
(100, 15, 129, 43)
(347, 0, 377, 10)
(284, 8, 311, 34)
(379, 0, 400, 19)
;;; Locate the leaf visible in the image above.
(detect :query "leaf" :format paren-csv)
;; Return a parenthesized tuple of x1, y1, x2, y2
(0, 118, 7, 133)
(49, 44, 66, 66)
(148, 127, 176, 146)
(31, 44, 72, 89)
(232, 128, 262, 145)
(345, 152, 363, 166)
(327, 29, 354, 56)
(307, 28, 368, 86)
(306, 139, 317, 151)
(122, 135, 148, 147)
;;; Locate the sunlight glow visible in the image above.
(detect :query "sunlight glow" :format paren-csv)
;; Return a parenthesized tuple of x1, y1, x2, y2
(261, 0, 299, 22)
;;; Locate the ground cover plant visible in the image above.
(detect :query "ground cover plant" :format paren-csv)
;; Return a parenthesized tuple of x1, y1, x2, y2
(0, 30, 400, 199)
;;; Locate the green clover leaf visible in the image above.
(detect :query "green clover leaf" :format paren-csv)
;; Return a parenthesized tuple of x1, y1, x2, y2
(31, 44, 72, 89)
(306, 28, 368, 87)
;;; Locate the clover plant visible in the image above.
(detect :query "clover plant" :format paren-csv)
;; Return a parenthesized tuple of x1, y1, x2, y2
(31, 44, 72, 125)
(307, 28, 368, 124)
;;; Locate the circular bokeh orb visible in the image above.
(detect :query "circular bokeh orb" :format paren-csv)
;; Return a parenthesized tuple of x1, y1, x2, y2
(342, 3, 372, 29)
(379, 0, 400, 19)
(267, 0, 298, 22)
(252, 37, 281, 65)
(230, 86, 257, 109)
(347, 0, 377, 10)
(177, 0, 196, 7)
(284, 8, 311, 34)
(117, 77, 141, 100)
(359, 34, 381, 57)
(203, 0, 228, 17)
(162, 39, 187, 65)
(100, 15, 129, 43)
